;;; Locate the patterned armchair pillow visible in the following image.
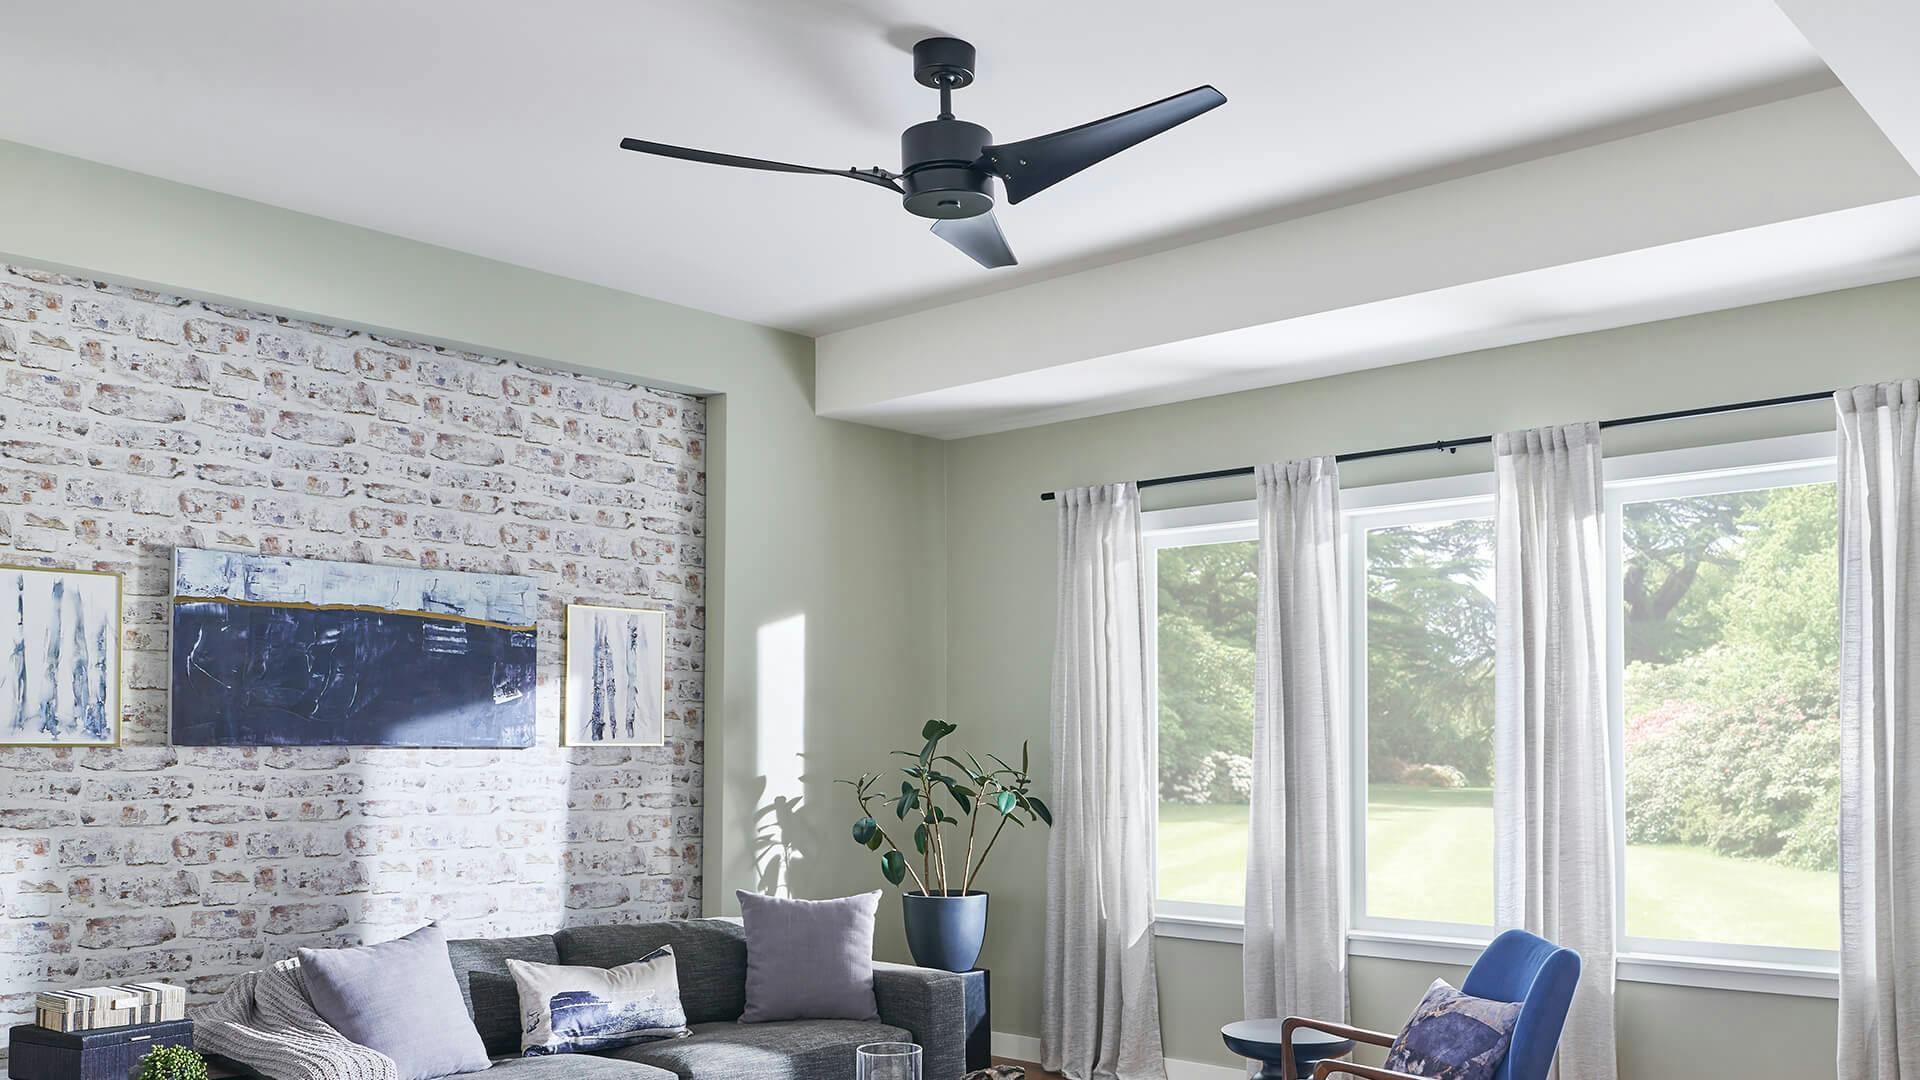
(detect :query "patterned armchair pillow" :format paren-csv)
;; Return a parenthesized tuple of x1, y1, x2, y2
(507, 947, 692, 1056)
(1383, 979, 1524, 1080)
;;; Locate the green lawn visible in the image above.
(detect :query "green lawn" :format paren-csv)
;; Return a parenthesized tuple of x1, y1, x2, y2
(1159, 785, 1837, 951)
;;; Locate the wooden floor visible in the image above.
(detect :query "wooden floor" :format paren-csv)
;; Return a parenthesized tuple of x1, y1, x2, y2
(995, 1058, 1066, 1080)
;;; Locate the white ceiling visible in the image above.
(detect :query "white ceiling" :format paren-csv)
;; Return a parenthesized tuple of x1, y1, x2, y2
(0, 0, 1830, 336)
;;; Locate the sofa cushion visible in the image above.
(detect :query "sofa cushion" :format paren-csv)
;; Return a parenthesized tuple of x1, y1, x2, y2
(297, 924, 491, 1080)
(736, 891, 881, 1023)
(598, 1019, 911, 1080)
(484, 1053, 675, 1080)
(508, 948, 691, 1055)
(555, 920, 747, 1024)
(448, 933, 561, 1057)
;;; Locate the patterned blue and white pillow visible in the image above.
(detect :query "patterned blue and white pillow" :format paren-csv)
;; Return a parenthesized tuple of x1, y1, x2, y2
(1383, 979, 1523, 1080)
(506, 946, 692, 1056)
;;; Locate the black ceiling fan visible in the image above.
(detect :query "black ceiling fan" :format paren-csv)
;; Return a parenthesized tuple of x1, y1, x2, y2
(618, 37, 1225, 269)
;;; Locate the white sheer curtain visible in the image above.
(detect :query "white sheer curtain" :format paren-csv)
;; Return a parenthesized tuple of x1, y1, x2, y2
(1493, 423, 1617, 1080)
(1043, 483, 1166, 1080)
(1244, 458, 1349, 1022)
(1836, 381, 1920, 1080)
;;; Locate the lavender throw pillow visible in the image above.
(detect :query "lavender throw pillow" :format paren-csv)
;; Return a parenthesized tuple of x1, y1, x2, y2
(736, 890, 881, 1022)
(299, 924, 491, 1080)
(1383, 979, 1523, 1080)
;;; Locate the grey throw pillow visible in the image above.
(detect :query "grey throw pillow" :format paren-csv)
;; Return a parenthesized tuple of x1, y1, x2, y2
(736, 890, 881, 1022)
(1383, 978, 1524, 1080)
(299, 924, 492, 1080)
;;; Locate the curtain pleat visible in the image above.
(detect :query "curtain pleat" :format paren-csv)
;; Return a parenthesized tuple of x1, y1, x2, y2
(1493, 423, 1617, 1080)
(1836, 381, 1920, 1080)
(1244, 458, 1349, 1022)
(1042, 483, 1166, 1080)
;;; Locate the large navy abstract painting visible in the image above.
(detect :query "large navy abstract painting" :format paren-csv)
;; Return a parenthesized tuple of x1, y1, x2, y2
(170, 550, 537, 747)
(0, 564, 121, 747)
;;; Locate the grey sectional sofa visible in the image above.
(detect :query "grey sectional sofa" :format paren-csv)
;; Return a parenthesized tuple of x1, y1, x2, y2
(445, 919, 968, 1080)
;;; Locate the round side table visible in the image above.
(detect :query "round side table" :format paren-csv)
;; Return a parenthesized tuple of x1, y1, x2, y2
(1221, 1019, 1355, 1080)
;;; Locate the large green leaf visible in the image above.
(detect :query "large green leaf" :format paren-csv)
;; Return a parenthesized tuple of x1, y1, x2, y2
(914, 823, 928, 854)
(1026, 796, 1053, 826)
(993, 791, 1018, 815)
(880, 850, 907, 886)
(852, 817, 878, 845)
(921, 719, 958, 742)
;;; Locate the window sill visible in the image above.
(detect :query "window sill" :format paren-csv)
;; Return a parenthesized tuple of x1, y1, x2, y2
(1154, 911, 1246, 943)
(1153, 919, 1840, 999)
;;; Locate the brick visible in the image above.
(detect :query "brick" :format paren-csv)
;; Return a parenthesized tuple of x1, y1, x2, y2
(187, 909, 257, 940)
(89, 383, 188, 422)
(0, 283, 59, 323)
(271, 409, 356, 446)
(183, 318, 250, 353)
(73, 870, 200, 908)
(78, 915, 176, 949)
(352, 348, 412, 380)
(256, 331, 332, 366)
(195, 464, 271, 489)
(170, 831, 239, 864)
(429, 433, 505, 466)
(89, 342, 209, 387)
(365, 423, 427, 458)
(5, 370, 85, 411)
(263, 903, 349, 935)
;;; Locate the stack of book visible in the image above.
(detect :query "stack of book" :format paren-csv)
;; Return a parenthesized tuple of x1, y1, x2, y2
(32, 984, 185, 1032)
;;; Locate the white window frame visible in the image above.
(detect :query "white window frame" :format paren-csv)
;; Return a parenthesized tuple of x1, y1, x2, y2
(1146, 432, 1841, 998)
(1142, 500, 1259, 929)
(1603, 433, 1838, 977)
(1345, 474, 1499, 941)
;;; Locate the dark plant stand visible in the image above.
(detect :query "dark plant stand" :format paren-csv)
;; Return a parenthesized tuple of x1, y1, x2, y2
(958, 969, 991, 1072)
(1222, 1019, 1354, 1080)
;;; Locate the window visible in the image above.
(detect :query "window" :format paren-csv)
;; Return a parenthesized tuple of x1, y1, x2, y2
(1351, 500, 1497, 933)
(1610, 452, 1839, 961)
(1146, 516, 1257, 917)
(1146, 434, 1840, 984)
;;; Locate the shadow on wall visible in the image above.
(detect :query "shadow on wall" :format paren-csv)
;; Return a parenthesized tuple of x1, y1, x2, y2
(752, 793, 807, 896)
(751, 615, 809, 898)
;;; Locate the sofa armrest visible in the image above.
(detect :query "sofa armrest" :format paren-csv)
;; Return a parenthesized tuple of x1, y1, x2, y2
(873, 962, 968, 1080)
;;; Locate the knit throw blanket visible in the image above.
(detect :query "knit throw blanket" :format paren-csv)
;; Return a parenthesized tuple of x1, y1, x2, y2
(194, 958, 398, 1080)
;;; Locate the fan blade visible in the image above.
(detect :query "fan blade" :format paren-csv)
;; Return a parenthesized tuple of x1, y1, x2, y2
(931, 212, 1017, 269)
(618, 138, 902, 192)
(979, 86, 1226, 204)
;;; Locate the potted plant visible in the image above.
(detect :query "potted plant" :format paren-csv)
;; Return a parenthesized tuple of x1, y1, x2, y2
(136, 1045, 208, 1080)
(838, 720, 1051, 972)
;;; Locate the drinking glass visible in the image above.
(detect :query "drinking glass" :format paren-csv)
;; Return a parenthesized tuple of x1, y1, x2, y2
(856, 1042, 922, 1080)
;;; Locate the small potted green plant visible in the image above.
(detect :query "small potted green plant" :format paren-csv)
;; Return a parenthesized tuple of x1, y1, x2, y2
(135, 1045, 208, 1080)
(837, 720, 1051, 971)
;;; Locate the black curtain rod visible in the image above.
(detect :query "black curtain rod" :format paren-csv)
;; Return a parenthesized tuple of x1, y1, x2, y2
(1037, 389, 1834, 502)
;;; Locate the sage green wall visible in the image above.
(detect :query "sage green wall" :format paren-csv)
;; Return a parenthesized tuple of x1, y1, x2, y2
(0, 138, 947, 952)
(943, 278, 1920, 1079)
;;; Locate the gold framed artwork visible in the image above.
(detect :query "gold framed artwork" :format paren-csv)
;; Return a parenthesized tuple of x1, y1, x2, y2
(0, 563, 121, 747)
(562, 604, 668, 747)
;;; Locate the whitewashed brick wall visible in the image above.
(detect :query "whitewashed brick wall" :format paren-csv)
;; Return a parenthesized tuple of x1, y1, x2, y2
(0, 263, 705, 1028)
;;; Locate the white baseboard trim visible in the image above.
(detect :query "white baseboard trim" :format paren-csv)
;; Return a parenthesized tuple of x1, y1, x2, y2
(990, 1032, 1247, 1080)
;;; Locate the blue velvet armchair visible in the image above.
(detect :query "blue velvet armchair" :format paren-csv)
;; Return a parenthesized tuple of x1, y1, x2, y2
(1279, 930, 1582, 1080)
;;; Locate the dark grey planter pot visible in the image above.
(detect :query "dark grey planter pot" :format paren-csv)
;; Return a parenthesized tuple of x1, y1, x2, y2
(901, 890, 988, 972)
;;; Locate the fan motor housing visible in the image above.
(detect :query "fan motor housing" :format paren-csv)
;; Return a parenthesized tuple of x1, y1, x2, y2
(901, 118, 994, 219)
